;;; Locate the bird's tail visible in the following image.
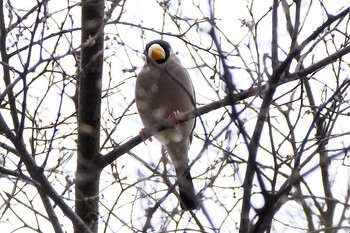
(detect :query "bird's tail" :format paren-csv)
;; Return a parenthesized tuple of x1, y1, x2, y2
(176, 167, 199, 210)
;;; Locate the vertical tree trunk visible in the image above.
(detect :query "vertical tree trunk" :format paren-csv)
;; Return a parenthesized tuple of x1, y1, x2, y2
(75, 0, 104, 232)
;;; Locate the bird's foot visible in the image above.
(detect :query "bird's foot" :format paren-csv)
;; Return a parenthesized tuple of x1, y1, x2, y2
(139, 128, 151, 142)
(169, 110, 182, 129)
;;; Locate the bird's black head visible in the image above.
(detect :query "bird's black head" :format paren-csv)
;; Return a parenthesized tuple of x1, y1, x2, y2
(145, 40, 171, 64)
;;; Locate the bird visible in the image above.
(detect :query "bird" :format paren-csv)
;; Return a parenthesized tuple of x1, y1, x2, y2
(135, 40, 198, 210)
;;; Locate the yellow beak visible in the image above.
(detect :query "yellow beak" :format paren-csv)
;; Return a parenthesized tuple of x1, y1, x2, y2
(148, 44, 166, 61)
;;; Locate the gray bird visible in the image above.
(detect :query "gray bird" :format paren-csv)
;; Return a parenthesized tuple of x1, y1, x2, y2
(135, 40, 198, 210)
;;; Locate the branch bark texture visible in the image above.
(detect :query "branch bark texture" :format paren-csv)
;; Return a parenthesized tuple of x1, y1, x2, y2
(75, 0, 105, 232)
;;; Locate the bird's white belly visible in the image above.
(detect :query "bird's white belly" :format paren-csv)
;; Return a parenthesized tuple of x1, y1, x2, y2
(155, 128, 184, 145)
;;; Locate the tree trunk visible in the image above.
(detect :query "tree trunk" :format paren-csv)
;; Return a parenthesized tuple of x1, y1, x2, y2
(75, 0, 104, 232)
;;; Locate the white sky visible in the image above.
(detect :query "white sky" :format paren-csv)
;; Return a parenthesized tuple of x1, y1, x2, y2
(1, 0, 350, 232)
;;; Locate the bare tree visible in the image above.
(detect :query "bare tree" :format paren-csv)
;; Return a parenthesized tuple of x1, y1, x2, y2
(0, 1, 350, 233)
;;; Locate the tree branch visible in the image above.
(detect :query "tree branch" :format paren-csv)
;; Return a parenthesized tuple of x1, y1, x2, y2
(240, 5, 350, 233)
(0, 112, 92, 233)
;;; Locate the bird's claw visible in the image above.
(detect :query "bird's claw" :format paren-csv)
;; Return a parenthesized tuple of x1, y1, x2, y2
(139, 128, 151, 143)
(169, 110, 182, 129)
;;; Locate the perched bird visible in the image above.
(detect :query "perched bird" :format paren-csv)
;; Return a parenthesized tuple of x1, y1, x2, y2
(135, 40, 198, 210)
